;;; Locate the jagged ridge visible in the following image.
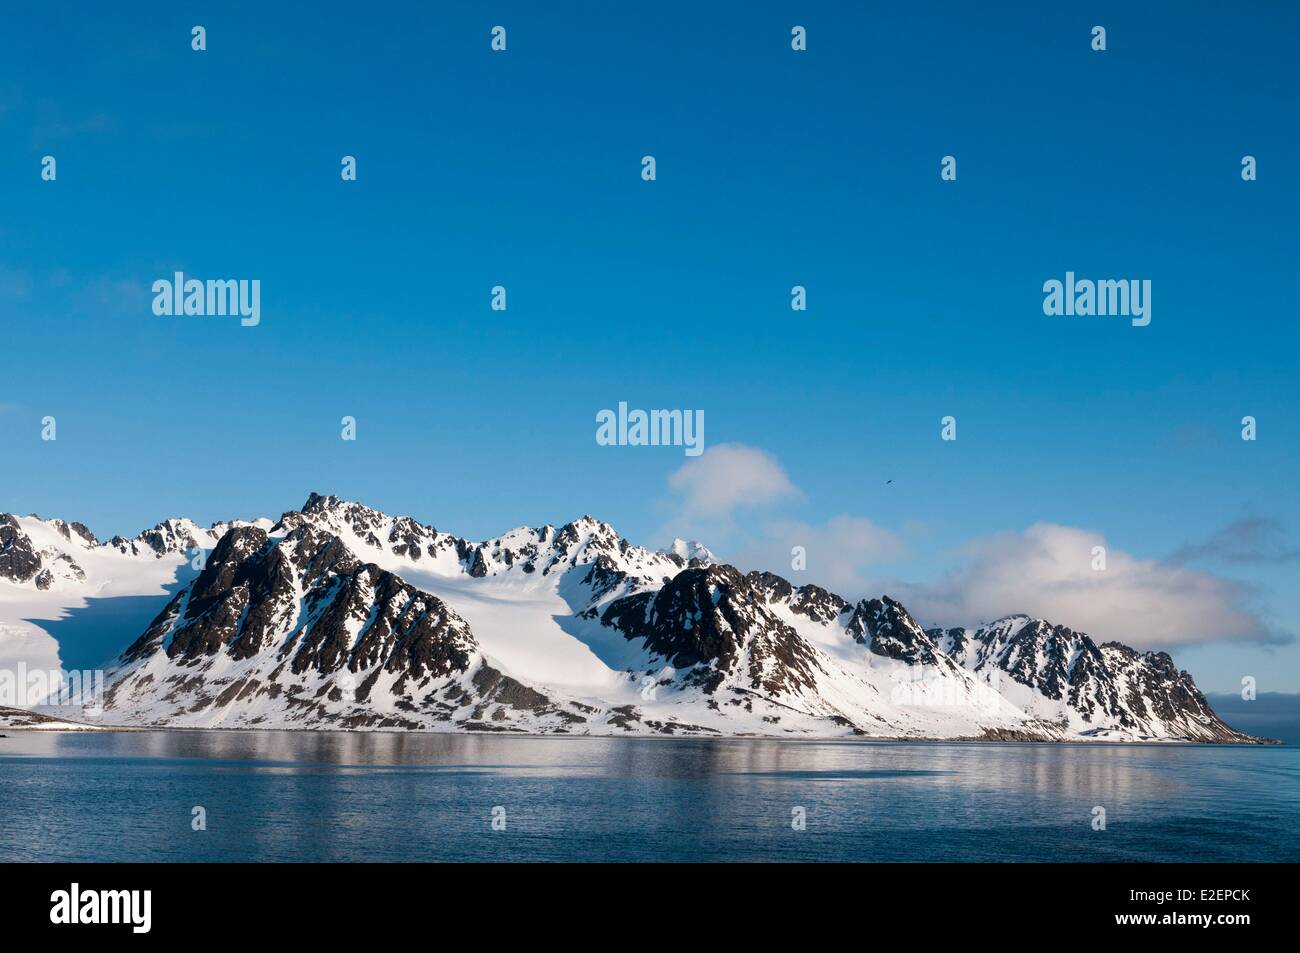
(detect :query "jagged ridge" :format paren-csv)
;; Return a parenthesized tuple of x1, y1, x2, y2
(0, 495, 1264, 742)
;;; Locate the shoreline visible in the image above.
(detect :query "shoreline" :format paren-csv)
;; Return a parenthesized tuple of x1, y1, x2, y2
(0, 720, 1281, 746)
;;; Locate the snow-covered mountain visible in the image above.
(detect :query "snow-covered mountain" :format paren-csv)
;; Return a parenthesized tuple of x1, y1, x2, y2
(661, 538, 716, 564)
(0, 494, 1258, 741)
(0, 510, 272, 592)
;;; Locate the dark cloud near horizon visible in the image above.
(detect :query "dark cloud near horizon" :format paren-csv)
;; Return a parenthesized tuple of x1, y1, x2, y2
(1169, 517, 1300, 567)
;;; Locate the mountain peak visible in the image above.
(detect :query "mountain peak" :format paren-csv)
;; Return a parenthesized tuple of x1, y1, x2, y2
(2, 493, 1260, 742)
(663, 538, 716, 564)
(561, 515, 617, 535)
(301, 491, 342, 514)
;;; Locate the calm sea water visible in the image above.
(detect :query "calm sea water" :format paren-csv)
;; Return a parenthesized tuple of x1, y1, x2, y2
(1, 731, 1296, 862)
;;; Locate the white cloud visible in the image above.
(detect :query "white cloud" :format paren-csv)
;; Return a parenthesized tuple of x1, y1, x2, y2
(894, 522, 1278, 649)
(732, 515, 906, 595)
(659, 444, 903, 593)
(666, 443, 800, 518)
(657, 447, 1284, 651)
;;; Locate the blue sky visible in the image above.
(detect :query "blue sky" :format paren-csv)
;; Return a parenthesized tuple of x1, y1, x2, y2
(1, 2, 1297, 692)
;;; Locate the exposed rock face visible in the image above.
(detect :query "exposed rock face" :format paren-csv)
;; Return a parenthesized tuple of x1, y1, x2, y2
(935, 616, 1109, 702)
(848, 596, 939, 665)
(929, 615, 1254, 742)
(788, 584, 849, 624)
(0, 506, 279, 598)
(1099, 642, 1246, 741)
(0, 515, 42, 584)
(601, 565, 824, 695)
(105, 519, 590, 732)
(51, 519, 98, 547)
(747, 572, 849, 624)
(5, 493, 1260, 742)
(110, 518, 217, 557)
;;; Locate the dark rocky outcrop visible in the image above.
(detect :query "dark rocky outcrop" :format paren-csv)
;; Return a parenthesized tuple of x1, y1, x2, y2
(601, 565, 823, 694)
(847, 596, 938, 664)
(0, 515, 41, 583)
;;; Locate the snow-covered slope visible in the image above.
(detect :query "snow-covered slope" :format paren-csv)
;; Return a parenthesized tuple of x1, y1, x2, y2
(0, 495, 1258, 741)
(0, 510, 271, 682)
(661, 538, 716, 564)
